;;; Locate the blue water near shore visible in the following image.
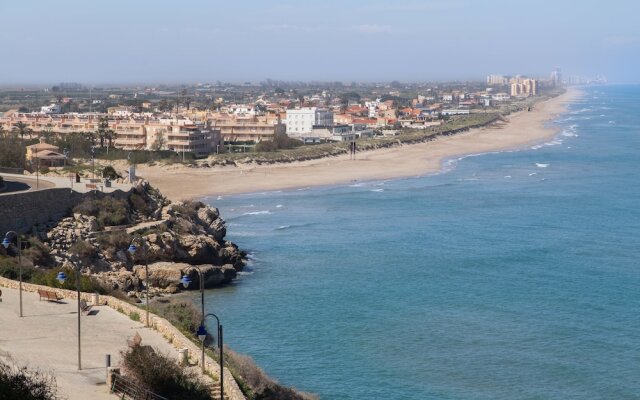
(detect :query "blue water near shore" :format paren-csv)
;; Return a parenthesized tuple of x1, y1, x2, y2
(203, 85, 640, 399)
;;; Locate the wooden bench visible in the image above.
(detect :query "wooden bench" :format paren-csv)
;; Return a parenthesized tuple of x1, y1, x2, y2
(37, 289, 62, 302)
(85, 183, 97, 190)
(79, 299, 92, 314)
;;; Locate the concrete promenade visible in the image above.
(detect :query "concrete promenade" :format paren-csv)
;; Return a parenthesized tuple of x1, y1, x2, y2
(0, 172, 132, 196)
(0, 285, 178, 399)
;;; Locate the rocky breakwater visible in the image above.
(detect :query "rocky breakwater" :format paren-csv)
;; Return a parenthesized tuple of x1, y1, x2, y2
(37, 181, 245, 295)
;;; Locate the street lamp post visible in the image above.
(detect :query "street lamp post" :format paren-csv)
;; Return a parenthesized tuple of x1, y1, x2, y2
(199, 313, 224, 400)
(180, 267, 205, 370)
(56, 261, 82, 371)
(2, 231, 23, 317)
(128, 236, 150, 327)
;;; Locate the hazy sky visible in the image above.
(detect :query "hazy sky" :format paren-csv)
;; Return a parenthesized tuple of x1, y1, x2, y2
(1, 0, 638, 84)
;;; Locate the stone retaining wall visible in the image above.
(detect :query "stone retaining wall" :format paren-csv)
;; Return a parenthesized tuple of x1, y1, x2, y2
(0, 276, 245, 400)
(0, 187, 131, 235)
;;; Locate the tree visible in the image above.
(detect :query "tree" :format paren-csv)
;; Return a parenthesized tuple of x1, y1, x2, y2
(106, 129, 115, 149)
(158, 99, 170, 112)
(152, 132, 165, 151)
(12, 122, 32, 142)
(97, 117, 109, 148)
(0, 136, 26, 169)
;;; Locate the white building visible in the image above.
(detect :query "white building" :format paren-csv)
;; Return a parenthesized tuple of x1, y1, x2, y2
(286, 107, 334, 136)
(441, 109, 470, 116)
(487, 75, 508, 85)
(365, 99, 381, 118)
(41, 104, 62, 114)
(491, 93, 511, 102)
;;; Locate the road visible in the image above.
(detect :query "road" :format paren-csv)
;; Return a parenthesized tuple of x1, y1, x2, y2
(0, 175, 56, 195)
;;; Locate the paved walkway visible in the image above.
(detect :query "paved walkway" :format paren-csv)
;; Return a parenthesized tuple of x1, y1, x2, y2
(0, 172, 132, 195)
(0, 286, 180, 399)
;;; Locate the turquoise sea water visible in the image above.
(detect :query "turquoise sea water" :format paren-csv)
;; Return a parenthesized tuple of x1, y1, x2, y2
(202, 85, 640, 399)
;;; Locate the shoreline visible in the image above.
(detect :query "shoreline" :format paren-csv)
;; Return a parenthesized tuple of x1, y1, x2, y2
(137, 88, 582, 200)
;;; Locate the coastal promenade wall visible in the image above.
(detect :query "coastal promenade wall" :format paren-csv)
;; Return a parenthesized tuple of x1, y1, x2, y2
(0, 276, 246, 400)
(0, 188, 130, 235)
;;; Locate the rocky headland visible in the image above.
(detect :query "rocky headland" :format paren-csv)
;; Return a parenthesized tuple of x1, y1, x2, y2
(27, 181, 246, 297)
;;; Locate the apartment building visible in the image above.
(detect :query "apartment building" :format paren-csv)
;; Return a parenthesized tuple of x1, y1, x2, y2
(486, 75, 508, 86)
(210, 115, 286, 143)
(509, 78, 537, 97)
(0, 112, 221, 157)
(285, 107, 334, 137)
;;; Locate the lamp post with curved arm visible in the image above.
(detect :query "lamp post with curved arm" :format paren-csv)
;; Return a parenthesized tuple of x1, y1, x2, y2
(2, 231, 23, 317)
(127, 236, 150, 327)
(56, 258, 82, 371)
(199, 313, 224, 400)
(180, 266, 206, 370)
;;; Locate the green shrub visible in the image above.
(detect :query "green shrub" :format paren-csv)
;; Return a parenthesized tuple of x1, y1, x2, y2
(101, 165, 120, 180)
(151, 300, 200, 336)
(38, 166, 50, 175)
(171, 201, 203, 221)
(30, 267, 106, 294)
(130, 312, 141, 322)
(121, 345, 211, 400)
(96, 231, 131, 260)
(0, 358, 58, 400)
(129, 193, 150, 216)
(73, 197, 130, 227)
(68, 241, 98, 263)
(0, 258, 23, 280)
(21, 238, 54, 267)
(254, 133, 302, 153)
(254, 141, 278, 152)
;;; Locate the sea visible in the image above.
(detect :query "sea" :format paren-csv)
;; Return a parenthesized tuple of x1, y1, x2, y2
(202, 85, 640, 399)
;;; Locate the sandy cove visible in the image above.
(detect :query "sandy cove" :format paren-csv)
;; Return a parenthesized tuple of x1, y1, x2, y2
(137, 88, 582, 201)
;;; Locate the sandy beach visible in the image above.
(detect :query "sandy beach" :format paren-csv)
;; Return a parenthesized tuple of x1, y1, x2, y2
(137, 88, 581, 201)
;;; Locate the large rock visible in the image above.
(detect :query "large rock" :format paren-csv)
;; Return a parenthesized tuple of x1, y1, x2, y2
(177, 235, 222, 265)
(133, 262, 236, 291)
(134, 262, 185, 292)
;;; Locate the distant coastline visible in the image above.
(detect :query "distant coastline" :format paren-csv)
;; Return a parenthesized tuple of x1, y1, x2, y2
(137, 88, 582, 201)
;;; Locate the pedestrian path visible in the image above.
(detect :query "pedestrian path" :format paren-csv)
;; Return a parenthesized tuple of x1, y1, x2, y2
(0, 286, 178, 399)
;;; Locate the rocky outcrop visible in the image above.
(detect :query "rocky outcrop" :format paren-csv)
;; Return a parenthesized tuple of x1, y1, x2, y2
(37, 181, 246, 293)
(92, 262, 237, 295)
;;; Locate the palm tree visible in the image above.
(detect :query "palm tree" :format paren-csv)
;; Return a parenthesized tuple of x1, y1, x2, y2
(97, 116, 109, 148)
(13, 122, 30, 142)
(106, 129, 114, 149)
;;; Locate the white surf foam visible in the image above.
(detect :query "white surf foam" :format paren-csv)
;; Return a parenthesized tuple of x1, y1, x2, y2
(243, 210, 272, 216)
(536, 163, 549, 168)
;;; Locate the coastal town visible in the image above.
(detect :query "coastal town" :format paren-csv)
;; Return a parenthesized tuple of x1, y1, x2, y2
(0, 70, 578, 162)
